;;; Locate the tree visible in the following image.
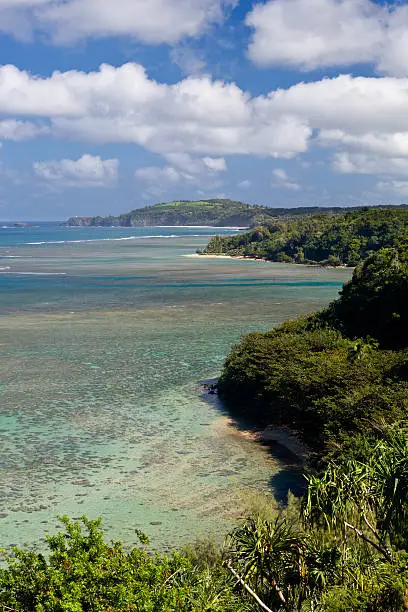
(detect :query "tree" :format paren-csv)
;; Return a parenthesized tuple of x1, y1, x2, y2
(328, 246, 408, 348)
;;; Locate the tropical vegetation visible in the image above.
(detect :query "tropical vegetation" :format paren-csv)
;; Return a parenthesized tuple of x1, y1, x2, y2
(67, 201, 408, 231)
(67, 199, 277, 227)
(218, 245, 408, 457)
(203, 207, 408, 266)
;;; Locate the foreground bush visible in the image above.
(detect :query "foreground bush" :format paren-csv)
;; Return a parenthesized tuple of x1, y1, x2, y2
(0, 517, 249, 612)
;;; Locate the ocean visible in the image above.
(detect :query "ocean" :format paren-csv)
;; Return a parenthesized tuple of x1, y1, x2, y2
(0, 223, 351, 552)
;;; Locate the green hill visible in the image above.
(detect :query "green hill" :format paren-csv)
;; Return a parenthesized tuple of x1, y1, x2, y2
(66, 199, 408, 228)
(67, 199, 277, 227)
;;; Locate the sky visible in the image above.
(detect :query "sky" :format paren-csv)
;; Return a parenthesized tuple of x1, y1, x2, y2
(2, 0, 408, 219)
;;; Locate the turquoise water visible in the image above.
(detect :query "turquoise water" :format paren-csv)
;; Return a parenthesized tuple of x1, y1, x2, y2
(0, 224, 351, 552)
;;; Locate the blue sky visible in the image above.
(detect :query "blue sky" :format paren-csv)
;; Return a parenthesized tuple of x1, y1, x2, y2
(1, 0, 408, 220)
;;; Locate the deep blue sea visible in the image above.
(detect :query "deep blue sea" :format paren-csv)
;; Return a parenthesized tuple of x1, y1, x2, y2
(0, 222, 351, 552)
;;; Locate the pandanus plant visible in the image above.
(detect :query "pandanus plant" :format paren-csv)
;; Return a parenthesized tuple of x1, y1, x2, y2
(227, 426, 408, 611)
(305, 424, 408, 560)
(228, 515, 340, 611)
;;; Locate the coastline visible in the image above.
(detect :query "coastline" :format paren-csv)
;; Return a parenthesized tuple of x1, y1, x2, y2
(212, 416, 308, 465)
(184, 253, 353, 270)
(65, 224, 248, 230)
(153, 225, 248, 230)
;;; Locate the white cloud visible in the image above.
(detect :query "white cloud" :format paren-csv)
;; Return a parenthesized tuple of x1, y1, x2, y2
(163, 153, 226, 174)
(135, 166, 183, 185)
(135, 165, 195, 198)
(238, 179, 251, 189)
(265, 74, 408, 135)
(377, 180, 408, 197)
(135, 153, 227, 196)
(7, 63, 408, 183)
(273, 169, 289, 181)
(272, 168, 300, 191)
(246, 0, 408, 77)
(333, 153, 408, 177)
(0, 0, 235, 44)
(0, 0, 47, 6)
(319, 130, 408, 157)
(0, 63, 311, 158)
(376, 6, 408, 77)
(0, 119, 48, 141)
(33, 154, 119, 187)
(202, 156, 227, 172)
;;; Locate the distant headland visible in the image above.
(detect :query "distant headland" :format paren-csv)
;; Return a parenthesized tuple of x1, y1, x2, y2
(66, 199, 408, 228)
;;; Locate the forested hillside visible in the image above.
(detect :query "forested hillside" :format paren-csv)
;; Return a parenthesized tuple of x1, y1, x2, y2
(67, 199, 277, 227)
(219, 245, 408, 456)
(68, 201, 408, 230)
(203, 207, 408, 266)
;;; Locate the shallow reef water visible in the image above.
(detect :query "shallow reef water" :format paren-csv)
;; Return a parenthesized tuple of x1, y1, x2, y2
(0, 227, 351, 551)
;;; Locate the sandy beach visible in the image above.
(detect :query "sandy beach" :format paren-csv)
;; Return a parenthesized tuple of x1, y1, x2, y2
(183, 253, 267, 262)
(184, 252, 353, 269)
(212, 416, 308, 464)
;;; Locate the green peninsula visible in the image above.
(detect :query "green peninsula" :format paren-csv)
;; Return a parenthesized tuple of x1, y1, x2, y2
(67, 199, 273, 227)
(66, 199, 407, 228)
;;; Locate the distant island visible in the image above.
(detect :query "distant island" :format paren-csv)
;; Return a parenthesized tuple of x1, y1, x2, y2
(66, 199, 408, 228)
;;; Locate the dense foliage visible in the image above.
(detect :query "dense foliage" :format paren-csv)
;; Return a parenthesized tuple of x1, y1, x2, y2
(218, 244, 408, 455)
(228, 427, 408, 611)
(214, 243, 408, 608)
(203, 208, 408, 266)
(218, 320, 408, 454)
(326, 246, 408, 348)
(0, 517, 248, 612)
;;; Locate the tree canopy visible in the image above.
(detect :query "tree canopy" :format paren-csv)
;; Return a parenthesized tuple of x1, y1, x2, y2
(203, 208, 408, 266)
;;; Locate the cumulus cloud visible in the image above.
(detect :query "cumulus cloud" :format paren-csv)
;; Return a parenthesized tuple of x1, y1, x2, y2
(0, 119, 48, 141)
(318, 130, 408, 157)
(377, 180, 408, 197)
(135, 153, 227, 196)
(163, 152, 226, 175)
(202, 156, 227, 172)
(333, 153, 408, 177)
(264, 75, 408, 135)
(0, 63, 311, 158)
(272, 168, 300, 190)
(33, 154, 119, 187)
(0, 0, 235, 44)
(6, 64, 408, 182)
(246, 0, 408, 76)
